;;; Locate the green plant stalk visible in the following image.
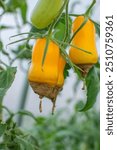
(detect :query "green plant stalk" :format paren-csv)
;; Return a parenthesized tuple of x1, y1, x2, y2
(69, 14, 100, 26)
(85, 0, 96, 16)
(2, 105, 14, 116)
(0, 60, 8, 67)
(17, 75, 29, 126)
(53, 39, 83, 72)
(7, 36, 39, 47)
(63, 0, 69, 43)
(53, 38, 92, 54)
(9, 32, 44, 39)
(0, 0, 6, 11)
(69, 0, 96, 43)
(41, 0, 69, 66)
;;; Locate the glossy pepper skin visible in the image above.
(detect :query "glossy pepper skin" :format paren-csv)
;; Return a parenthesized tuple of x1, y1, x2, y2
(31, 0, 64, 29)
(28, 38, 66, 101)
(69, 16, 98, 65)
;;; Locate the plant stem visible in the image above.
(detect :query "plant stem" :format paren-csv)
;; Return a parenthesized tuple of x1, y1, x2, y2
(69, 13, 84, 17)
(0, 0, 6, 11)
(9, 32, 43, 39)
(41, 0, 69, 66)
(69, 17, 88, 43)
(63, 1, 69, 43)
(69, 0, 96, 43)
(53, 39, 84, 72)
(85, 0, 96, 16)
(52, 0, 69, 28)
(17, 75, 29, 126)
(0, 60, 8, 67)
(54, 39, 92, 54)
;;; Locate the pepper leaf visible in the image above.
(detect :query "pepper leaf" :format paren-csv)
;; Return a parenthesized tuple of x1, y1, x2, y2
(93, 21, 100, 37)
(6, 0, 28, 24)
(12, 43, 32, 60)
(0, 67, 17, 101)
(76, 67, 99, 111)
(0, 123, 7, 136)
(64, 63, 71, 79)
(19, 0, 27, 24)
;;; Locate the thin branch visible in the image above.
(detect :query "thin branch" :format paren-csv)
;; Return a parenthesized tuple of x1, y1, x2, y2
(85, 0, 96, 16)
(54, 39, 92, 54)
(63, 1, 69, 43)
(7, 36, 39, 48)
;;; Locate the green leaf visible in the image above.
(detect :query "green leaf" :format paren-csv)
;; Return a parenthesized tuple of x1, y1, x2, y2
(6, 0, 20, 12)
(30, 26, 48, 35)
(0, 144, 7, 150)
(53, 22, 66, 41)
(19, 0, 27, 24)
(0, 67, 17, 100)
(0, 0, 6, 10)
(0, 66, 3, 72)
(6, 0, 28, 24)
(93, 21, 100, 37)
(12, 44, 32, 60)
(80, 67, 100, 111)
(64, 63, 71, 79)
(15, 136, 39, 150)
(74, 101, 84, 111)
(0, 123, 7, 136)
(0, 41, 3, 50)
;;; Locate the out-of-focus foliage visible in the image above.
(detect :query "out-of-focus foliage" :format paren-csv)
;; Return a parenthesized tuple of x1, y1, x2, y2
(0, 67, 16, 100)
(0, 117, 39, 150)
(0, 103, 99, 150)
(31, 105, 100, 150)
(0, 0, 27, 23)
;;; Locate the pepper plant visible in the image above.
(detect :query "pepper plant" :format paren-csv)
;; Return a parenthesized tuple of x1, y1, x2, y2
(0, 0, 100, 149)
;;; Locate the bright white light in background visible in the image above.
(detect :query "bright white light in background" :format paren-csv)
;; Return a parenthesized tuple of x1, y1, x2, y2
(2, 0, 100, 116)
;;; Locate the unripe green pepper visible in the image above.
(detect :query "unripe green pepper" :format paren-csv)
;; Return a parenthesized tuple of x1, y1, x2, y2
(31, 0, 64, 29)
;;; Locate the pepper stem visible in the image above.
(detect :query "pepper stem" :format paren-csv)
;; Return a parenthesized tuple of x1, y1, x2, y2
(85, 0, 96, 16)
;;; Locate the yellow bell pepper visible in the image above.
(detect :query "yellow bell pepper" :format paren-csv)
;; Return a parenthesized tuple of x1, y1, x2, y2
(28, 38, 66, 113)
(69, 16, 98, 65)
